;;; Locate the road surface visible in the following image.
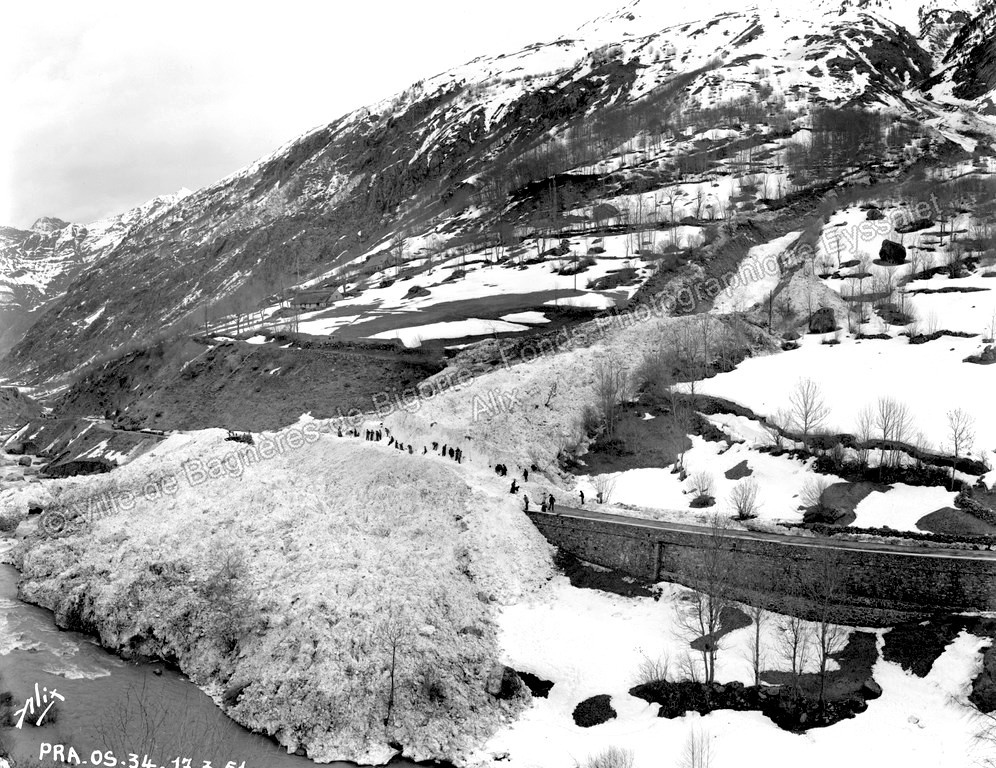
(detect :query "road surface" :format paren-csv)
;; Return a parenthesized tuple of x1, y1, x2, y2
(541, 504, 996, 562)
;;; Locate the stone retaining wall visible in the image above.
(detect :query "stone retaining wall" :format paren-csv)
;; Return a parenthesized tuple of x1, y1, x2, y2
(528, 511, 996, 626)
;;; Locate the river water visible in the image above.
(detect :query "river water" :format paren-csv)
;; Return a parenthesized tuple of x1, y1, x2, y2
(0, 562, 412, 768)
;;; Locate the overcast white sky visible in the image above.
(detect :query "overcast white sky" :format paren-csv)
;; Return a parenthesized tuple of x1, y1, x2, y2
(1, 0, 618, 229)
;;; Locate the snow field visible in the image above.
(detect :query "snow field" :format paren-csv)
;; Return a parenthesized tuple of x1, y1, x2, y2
(249, 239, 652, 343)
(701, 199, 996, 464)
(574, 436, 820, 525)
(711, 230, 802, 313)
(479, 576, 993, 768)
(370, 319, 532, 347)
(850, 484, 959, 532)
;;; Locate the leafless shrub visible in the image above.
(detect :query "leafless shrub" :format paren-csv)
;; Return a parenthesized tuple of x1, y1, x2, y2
(906, 307, 921, 339)
(635, 652, 671, 685)
(579, 747, 634, 768)
(676, 650, 703, 683)
(728, 478, 761, 520)
(768, 408, 793, 449)
(592, 475, 617, 503)
(800, 475, 832, 513)
(689, 471, 715, 499)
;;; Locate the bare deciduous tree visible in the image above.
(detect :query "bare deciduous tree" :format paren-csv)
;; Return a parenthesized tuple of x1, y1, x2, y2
(789, 378, 830, 444)
(593, 357, 631, 439)
(741, 571, 770, 688)
(801, 549, 849, 704)
(680, 728, 714, 768)
(850, 405, 871, 468)
(776, 575, 812, 689)
(875, 396, 911, 471)
(662, 188, 683, 247)
(676, 517, 733, 684)
(947, 408, 976, 490)
(378, 603, 411, 727)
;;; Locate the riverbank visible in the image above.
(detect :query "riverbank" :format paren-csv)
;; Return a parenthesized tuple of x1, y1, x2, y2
(0, 552, 380, 768)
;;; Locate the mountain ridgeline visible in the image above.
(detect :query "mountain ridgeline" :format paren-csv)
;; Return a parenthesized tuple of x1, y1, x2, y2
(4, 0, 996, 385)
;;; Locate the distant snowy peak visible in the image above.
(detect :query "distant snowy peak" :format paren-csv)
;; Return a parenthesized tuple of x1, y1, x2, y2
(919, 5, 975, 58)
(360, 0, 938, 148)
(937, 0, 996, 101)
(575, 0, 974, 40)
(184, 0, 979, 206)
(83, 187, 189, 239)
(0, 188, 191, 350)
(29, 217, 70, 234)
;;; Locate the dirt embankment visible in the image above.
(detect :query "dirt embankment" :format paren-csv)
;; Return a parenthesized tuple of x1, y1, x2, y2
(53, 335, 445, 432)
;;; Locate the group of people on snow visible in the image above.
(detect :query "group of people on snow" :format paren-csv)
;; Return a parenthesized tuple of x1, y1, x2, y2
(342, 421, 603, 512)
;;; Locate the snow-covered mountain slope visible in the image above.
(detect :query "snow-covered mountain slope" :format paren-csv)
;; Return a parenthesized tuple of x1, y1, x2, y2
(0, 190, 190, 362)
(933, 1, 996, 106)
(2, 0, 994, 384)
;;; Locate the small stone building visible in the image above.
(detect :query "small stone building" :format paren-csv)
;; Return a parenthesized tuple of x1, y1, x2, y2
(290, 287, 341, 311)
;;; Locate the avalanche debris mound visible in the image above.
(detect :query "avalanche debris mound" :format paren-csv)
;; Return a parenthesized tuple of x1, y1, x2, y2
(14, 427, 552, 764)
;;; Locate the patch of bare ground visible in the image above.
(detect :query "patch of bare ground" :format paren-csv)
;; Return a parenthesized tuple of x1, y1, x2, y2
(54, 335, 446, 432)
(577, 404, 693, 476)
(916, 507, 996, 536)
